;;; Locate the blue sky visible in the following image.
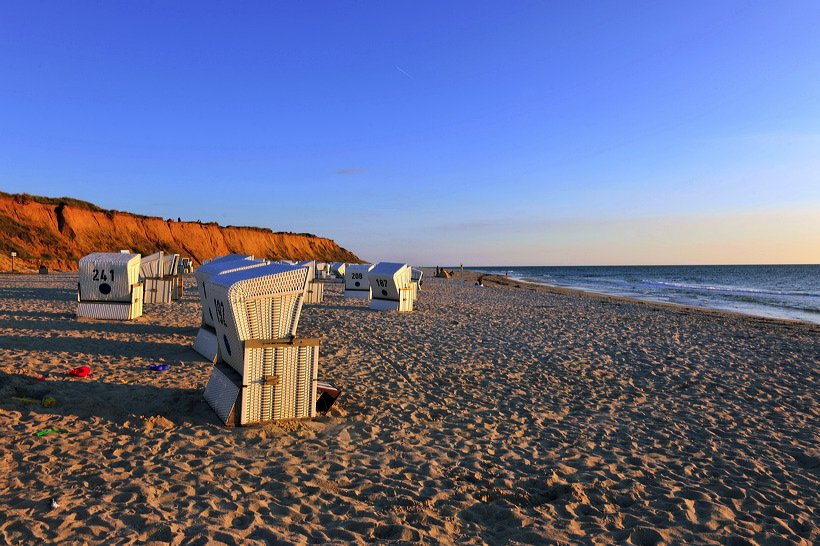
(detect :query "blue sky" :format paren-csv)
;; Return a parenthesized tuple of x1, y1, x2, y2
(2, 2, 818, 266)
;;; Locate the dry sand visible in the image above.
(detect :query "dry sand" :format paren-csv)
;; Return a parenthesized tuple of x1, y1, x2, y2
(0, 270, 818, 545)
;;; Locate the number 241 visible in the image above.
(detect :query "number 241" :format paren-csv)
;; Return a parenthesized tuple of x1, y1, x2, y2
(92, 269, 114, 282)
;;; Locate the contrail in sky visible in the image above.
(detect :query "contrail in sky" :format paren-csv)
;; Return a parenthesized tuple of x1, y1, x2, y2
(395, 66, 413, 79)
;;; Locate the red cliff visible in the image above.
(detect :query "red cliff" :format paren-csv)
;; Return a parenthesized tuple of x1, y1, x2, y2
(0, 193, 361, 272)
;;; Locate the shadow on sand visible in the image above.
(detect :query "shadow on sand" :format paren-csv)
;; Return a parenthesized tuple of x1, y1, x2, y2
(1, 368, 222, 428)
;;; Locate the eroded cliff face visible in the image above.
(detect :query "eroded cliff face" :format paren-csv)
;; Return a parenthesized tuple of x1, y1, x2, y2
(0, 195, 360, 272)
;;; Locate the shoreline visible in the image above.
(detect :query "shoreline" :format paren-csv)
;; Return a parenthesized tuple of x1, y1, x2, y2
(422, 267, 820, 331)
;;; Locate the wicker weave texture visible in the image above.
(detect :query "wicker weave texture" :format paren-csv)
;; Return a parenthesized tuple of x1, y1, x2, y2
(207, 263, 308, 339)
(77, 301, 142, 320)
(304, 281, 324, 304)
(192, 326, 219, 363)
(240, 345, 318, 423)
(411, 268, 423, 288)
(78, 252, 141, 302)
(344, 263, 374, 292)
(162, 254, 179, 276)
(216, 292, 306, 370)
(203, 365, 240, 425)
(297, 261, 317, 282)
(195, 259, 268, 327)
(77, 283, 143, 319)
(139, 252, 164, 279)
(143, 278, 174, 303)
(368, 262, 412, 301)
(210, 254, 254, 264)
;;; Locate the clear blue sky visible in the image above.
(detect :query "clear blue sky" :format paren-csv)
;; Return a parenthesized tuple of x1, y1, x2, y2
(2, 1, 818, 266)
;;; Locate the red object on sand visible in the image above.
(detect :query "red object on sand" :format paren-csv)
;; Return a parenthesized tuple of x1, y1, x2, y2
(68, 366, 91, 377)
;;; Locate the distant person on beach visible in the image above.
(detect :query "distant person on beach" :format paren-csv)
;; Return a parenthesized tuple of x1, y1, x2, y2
(475, 278, 483, 287)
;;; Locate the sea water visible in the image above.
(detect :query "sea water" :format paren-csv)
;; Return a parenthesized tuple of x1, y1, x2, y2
(470, 265, 820, 324)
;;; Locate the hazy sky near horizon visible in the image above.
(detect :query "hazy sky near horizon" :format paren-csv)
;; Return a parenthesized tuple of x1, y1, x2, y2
(2, 2, 818, 266)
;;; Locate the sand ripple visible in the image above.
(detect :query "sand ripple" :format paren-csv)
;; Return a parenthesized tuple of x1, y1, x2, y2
(0, 272, 818, 544)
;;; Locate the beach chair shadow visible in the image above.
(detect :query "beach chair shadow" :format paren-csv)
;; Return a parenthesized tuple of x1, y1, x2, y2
(0, 369, 222, 427)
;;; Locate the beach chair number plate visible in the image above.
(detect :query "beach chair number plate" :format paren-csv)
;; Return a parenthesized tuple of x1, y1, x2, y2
(213, 299, 228, 328)
(92, 269, 115, 282)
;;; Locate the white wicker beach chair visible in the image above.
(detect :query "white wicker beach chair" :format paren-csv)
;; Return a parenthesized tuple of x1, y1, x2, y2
(143, 278, 175, 304)
(77, 252, 144, 319)
(79, 252, 141, 302)
(344, 263, 374, 299)
(202, 263, 318, 425)
(297, 261, 324, 304)
(162, 253, 179, 277)
(138, 251, 171, 304)
(412, 268, 423, 289)
(179, 257, 192, 274)
(330, 262, 347, 282)
(316, 262, 330, 280)
(139, 252, 164, 279)
(368, 262, 414, 311)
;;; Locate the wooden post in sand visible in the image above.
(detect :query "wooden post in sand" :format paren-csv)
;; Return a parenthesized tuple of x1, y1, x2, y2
(10, 252, 16, 273)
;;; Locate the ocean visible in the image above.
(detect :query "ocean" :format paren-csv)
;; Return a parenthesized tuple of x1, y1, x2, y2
(469, 264, 820, 324)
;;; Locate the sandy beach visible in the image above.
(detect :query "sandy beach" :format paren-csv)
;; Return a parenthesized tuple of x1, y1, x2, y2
(1, 270, 818, 545)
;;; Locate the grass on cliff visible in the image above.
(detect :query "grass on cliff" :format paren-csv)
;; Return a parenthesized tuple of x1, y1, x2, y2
(0, 213, 67, 259)
(3, 192, 107, 213)
(4, 191, 328, 240)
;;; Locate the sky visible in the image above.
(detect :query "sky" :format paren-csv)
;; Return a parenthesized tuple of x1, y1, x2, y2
(1, 1, 819, 266)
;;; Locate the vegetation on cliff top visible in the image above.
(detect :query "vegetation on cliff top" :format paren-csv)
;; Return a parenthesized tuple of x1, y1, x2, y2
(2, 191, 313, 236)
(4, 191, 108, 213)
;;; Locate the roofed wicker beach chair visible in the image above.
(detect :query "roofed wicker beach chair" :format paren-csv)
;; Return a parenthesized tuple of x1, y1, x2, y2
(140, 252, 164, 279)
(139, 251, 174, 304)
(368, 262, 414, 311)
(316, 262, 331, 280)
(77, 252, 144, 320)
(344, 263, 374, 299)
(330, 262, 347, 282)
(202, 263, 322, 426)
(297, 260, 324, 304)
(412, 268, 423, 289)
(162, 253, 182, 300)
